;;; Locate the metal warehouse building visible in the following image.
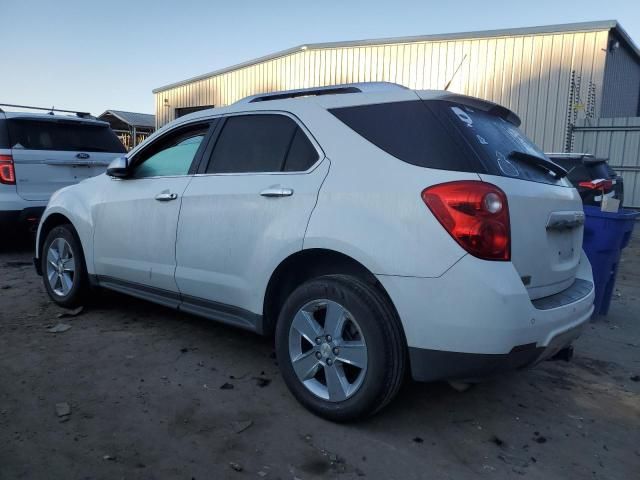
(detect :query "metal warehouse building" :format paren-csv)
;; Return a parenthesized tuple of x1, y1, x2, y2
(153, 20, 640, 205)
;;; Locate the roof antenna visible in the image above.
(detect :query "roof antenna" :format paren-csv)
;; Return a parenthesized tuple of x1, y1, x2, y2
(48, 106, 55, 115)
(444, 54, 468, 91)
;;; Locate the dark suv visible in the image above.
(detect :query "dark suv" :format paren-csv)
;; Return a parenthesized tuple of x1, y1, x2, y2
(546, 153, 624, 207)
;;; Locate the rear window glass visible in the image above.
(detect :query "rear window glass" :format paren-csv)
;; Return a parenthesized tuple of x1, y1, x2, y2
(0, 119, 9, 149)
(440, 102, 567, 186)
(586, 162, 615, 180)
(7, 119, 126, 153)
(329, 101, 476, 172)
(330, 100, 568, 186)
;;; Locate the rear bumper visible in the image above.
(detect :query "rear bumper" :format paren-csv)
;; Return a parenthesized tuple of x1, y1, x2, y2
(0, 206, 46, 226)
(378, 250, 594, 382)
(409, 318, 587, 382)
(0, 210, 21, 225)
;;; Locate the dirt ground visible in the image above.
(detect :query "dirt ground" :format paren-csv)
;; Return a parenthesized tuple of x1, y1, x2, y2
(1, 231, 639, 480)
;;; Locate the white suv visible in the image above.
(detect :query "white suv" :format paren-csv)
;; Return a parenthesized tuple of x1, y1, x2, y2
(35, 83, 595, 421)
(0, 106, 126, 231)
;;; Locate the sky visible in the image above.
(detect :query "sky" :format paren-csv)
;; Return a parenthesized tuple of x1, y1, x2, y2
(1, 0, 638, 116)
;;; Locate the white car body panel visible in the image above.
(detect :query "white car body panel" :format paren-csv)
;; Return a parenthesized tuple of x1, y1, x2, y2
(175, 159, 329, 314)
(36, 181, 96, 270)
(479, 173, 584, 299)
(301, 105, 473, 277)
(379, 249, 594, 354)
(92, 175, 193, 293)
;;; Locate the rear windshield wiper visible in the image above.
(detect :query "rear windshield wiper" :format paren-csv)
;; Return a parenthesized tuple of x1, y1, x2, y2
(508, 151, 568, 178)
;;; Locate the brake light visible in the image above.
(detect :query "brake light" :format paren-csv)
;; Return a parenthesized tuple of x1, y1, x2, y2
(578, 178, 613, 191)
(421, 181, 510, 261)
(0, 155, 16, 185)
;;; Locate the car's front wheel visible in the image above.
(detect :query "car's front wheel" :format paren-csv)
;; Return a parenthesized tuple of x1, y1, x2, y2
(41, 224, 88, 308)
(275, 274, 406, 422)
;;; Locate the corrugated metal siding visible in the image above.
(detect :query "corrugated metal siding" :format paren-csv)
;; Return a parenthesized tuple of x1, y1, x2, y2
(574, 117, 640, 208)
(155, 30, 609, 151)
(601, 37, 640, 117)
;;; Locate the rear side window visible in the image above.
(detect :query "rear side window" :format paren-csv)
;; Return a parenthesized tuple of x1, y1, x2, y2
(586, 162, 615, 180)
(330, 101, 475, 172)
(0, 119, 9, 148)
(208, 115, 295, 173)
(284, 128, 318, 172)
(7, 119, 126, 153)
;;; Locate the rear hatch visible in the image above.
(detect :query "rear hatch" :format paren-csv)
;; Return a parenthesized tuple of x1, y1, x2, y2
(7, 116, 125, 201)
(330, 92, 584, 300)
(420, 94, 583, 299)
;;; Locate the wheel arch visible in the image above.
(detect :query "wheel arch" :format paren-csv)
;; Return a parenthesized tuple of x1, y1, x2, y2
(262, 248, 405, 341)
(37, 213, 89, 279)
(38, 213, 75, 258)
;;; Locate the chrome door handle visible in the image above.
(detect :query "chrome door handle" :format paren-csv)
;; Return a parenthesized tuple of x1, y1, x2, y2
(260, 187, 294, 197)
(155, 192, 178, 201)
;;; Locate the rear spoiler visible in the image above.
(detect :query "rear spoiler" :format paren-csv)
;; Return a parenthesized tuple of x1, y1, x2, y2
(436, 93, 521, 127)
(545, 152, 609, 165)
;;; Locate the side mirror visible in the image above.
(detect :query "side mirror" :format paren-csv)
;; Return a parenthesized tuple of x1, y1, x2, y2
(106, 157, 129, 178)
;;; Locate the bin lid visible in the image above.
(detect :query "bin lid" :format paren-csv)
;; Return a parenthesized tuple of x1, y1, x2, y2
(583, 205, 640, 220)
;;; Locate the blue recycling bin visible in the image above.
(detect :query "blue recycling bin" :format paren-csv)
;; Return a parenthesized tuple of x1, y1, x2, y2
(582, 206, 639, 316)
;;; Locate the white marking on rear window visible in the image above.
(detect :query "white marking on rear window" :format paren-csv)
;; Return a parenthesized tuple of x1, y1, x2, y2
(451, 107, 473, 127)
(496, 151, 519, 177)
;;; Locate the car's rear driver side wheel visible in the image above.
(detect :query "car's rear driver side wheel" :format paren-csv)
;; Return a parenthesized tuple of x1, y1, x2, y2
(276, 275, 406, 422)
(41, 224, 88, 308)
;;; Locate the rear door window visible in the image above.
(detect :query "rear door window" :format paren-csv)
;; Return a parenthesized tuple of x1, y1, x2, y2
(207, 114, 294, 173)
(7, 119, 126, 153)
(207, 114, 316, 173)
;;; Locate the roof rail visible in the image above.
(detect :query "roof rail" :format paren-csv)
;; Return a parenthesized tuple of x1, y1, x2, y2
(235, 82, 407, 104)
(0, 103, 93, 118)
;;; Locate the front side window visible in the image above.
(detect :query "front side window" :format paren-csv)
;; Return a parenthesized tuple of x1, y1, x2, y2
(206, 114, 318, 174)
(131, 125, 208, 178)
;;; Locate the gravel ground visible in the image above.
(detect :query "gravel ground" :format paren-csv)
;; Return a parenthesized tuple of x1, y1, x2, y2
(1, 231, 639, 480)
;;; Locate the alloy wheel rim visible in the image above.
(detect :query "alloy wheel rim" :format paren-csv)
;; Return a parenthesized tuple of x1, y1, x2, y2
(288, 299, 368, 402)
(46, 238, 76, 297)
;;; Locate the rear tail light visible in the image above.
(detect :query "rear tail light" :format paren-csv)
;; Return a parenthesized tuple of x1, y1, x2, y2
(578, 178, 613, 191)
(421, 181, 510, 261)
(0, 155, 16, 185)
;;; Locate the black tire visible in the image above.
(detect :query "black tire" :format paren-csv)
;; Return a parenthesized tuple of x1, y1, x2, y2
(41, 224, 88, 308)
(275, 274, 406, 422)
